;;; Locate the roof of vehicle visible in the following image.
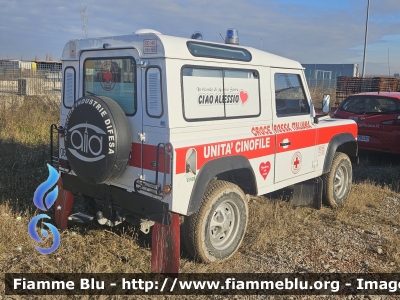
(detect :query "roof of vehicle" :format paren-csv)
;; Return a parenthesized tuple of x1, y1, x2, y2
(62, 31, 302, 69)
(350, 92, 400, 100)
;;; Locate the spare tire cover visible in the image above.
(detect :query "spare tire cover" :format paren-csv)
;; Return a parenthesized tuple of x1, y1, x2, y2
(64, 95, 132, 184)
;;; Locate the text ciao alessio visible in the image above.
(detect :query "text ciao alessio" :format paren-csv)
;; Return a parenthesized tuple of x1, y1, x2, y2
(198, 94, 239, 105)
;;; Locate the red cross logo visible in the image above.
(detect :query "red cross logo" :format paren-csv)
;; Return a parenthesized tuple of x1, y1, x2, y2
(103, 69, 112, 84)
(293, 156, 300, 169)
(291, 152, 302, 174)
(99, 61, 117, 91)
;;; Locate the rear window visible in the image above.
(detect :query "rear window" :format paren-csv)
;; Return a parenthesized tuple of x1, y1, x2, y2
(83, 57, 136, 115)
(341, 96, 400, 114)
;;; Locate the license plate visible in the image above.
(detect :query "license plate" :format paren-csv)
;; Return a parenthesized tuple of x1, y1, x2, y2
(358, 135, 370, 142)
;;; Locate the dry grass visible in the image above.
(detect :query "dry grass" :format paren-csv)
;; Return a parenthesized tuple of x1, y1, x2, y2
(244, 181, 399, 259)
(0, 202, 151, 273)
(309, 86, 336, 112)
(1, 95, 400, 299)
(0, 95, 59, 204)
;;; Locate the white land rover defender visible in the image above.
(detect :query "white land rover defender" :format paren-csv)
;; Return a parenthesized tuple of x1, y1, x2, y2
(53, 29, 358, 263)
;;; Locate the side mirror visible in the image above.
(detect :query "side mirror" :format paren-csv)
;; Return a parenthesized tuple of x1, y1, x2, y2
(322, 94, 331, 114)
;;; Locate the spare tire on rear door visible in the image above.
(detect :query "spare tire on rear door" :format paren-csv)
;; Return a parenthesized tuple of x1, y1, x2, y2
(64, 95, 132, 185)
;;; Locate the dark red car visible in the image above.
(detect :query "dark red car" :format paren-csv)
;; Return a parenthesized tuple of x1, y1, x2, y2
(332, 92, 400, 154)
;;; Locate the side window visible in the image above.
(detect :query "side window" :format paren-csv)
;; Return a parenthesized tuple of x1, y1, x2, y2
(182, 67, 260, 121)
(83, 57, 136, 115)
(274, 73, 309, 117)
(182, 68, 224, 120)
(63, 67, 75, 108)
(224, 70, 260, 118)
(375, 97, 399, 113)
(146, 67, 163, 118)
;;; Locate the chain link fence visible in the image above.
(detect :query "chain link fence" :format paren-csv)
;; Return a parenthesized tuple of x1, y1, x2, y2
(0, 64, 62, 96)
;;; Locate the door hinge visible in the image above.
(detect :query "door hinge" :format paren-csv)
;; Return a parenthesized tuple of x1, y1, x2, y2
(138, 132, 146, 142)
(312, 160, 318, 168)
(138, 60, 150, 69)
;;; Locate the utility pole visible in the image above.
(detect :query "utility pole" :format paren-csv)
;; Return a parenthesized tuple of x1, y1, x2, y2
(361, 0, 370, 78)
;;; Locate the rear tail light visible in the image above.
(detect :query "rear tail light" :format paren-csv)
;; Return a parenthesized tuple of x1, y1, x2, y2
(164, 185, 171, 195)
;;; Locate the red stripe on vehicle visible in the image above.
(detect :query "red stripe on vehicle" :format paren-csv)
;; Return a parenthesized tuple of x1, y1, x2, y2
(175, 136, 275, 174)
(317, 124, 357, 144)
(275, 129, 316, 154)
(129, 143, 142, 169)
(129, 143, 170, 174)
(174, 124, 357, 174)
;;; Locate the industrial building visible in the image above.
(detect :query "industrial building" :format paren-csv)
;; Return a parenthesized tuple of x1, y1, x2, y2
(302, 64, 359, 79)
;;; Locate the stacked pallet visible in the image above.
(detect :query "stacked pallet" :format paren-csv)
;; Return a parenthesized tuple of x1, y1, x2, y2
(335, 76, 400, 106)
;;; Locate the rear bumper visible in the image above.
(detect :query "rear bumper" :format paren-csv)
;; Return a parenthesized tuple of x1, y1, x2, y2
(61, 173, 171, 225)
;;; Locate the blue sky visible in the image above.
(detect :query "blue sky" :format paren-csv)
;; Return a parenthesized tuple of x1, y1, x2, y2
(1, 0, 399, 75)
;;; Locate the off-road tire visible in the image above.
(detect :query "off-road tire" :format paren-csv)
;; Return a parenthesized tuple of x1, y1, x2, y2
(182, 180, 248, 263)
(322, 152, 352, 207)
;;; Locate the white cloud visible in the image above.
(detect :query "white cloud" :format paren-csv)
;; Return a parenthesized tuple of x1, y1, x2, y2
(0, 0, 398, 74)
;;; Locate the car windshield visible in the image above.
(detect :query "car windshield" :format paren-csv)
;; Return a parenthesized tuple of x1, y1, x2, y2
(341, 96, 400, 114)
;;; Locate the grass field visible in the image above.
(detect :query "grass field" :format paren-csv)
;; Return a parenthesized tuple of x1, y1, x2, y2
(0, 94, 399, 299)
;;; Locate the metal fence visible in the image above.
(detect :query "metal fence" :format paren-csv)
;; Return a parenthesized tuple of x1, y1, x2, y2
(306, 78, 337, 89)
(304, 69, 344, 89)
(0, 65, 62, 96)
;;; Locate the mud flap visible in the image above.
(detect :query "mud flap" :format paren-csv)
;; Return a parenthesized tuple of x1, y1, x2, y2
(292, 177, 322, 209)
(151, 213, 180, 275)
(54, 178, 75, 230)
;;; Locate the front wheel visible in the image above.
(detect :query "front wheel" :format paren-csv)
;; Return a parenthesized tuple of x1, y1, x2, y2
(182, 180, 248, 263)
(322, 152, 352, 207)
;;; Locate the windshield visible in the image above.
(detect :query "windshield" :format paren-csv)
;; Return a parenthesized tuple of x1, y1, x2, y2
(341, 96, 400, 114)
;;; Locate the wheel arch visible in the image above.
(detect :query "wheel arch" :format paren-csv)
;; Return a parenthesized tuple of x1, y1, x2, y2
(322, 133, 358, 174)
(186, 155, 257, 215)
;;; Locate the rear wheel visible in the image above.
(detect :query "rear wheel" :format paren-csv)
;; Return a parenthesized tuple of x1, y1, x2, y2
(182, 180, 248, 263)
(322, 152, 352, 207)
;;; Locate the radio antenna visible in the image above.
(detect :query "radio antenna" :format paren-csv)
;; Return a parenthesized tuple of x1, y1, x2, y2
(219, 33, 225, 42)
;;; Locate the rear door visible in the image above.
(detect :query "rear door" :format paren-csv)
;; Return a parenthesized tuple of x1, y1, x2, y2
(80, 49, 143, 186)
(271, 69, 317, 183)
(141, 61, 170, 187)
